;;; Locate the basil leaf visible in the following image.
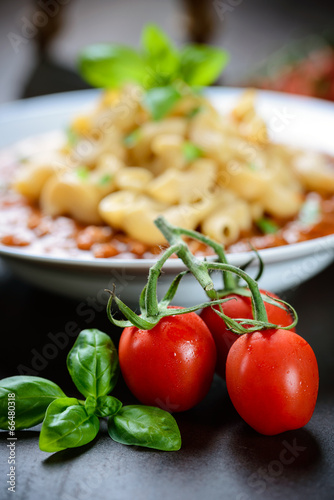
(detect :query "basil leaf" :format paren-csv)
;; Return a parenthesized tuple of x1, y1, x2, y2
(108, 405, 181, 451)
(67, 329, 119, 399)
(142, 24, 180, 85)
(256, 217, 279, 235)
(98, 173, 113, 186)
(95, 395, 122, 418)
(182, 141, 203, 162)
(76, 165, 90, 181)
(186, 106, 202, 119)
(66, 127, 79, 147)
(78, 44, 148, 89)
(124, 128, 142, 148)
(144, 86, 181, 120)
(85, 396, 97, 416)
(0, 376, 65, 430)
(298, 196, 321, 226)
(180, 45, 229, 86)
(39, 398, 100, 453)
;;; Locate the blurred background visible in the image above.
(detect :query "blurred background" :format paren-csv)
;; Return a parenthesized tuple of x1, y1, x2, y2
(1, 0, 334, 104)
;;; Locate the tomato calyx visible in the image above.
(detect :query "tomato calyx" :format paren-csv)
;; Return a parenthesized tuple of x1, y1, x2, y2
(212, 294, 298, 335)
(105, 243, 231, 330)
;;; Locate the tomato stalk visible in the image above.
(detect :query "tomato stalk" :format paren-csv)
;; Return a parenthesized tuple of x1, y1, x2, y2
(106, 240, 231, 330)
(106, 216, 297, 334)
(153, 216, 298, 334)
(154, 217, 236, 292)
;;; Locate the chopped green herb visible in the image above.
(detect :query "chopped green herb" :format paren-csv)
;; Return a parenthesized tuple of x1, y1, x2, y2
(256, 217, 279, 235)
(124, 128, 141, 147)
(298, 197, 321, 226)
(182, 141, 203, 163)
(99, 174, 113, 186)
(248, 163, 259, 171)
(186, 106, 202, 119)
(76, 166, 90, 181)
(66, 127, 79, 147)
(18, 156, 29, 164)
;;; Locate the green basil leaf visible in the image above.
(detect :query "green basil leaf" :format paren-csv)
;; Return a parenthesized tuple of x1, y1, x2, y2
(124, 128, 142, 148)
(67, 329, 119, 399)
(144, 86, 181, 120)
(66, 127, 79, 147)
(298, 196, 321, 226)
(95, 395, 122, 418)
(108, 405, 181, 451)
(84, 396, 97, 416)
(141, 24, 180, 85)
(78, 44, 148, 89)
(180, 45, 229, 86)
(98, 173, 113, 186)
(76, 165, 90, 181)
(186, 106, 202, 119)
(182, 141, 203, 162)
(0, 376, 65, 430)
(256, 217, 279, 235)
(39, 398, 100, 453)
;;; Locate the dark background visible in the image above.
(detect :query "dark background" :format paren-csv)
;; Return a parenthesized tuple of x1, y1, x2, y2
(1, 0, 334, 103)
(0, 1, 334, 499)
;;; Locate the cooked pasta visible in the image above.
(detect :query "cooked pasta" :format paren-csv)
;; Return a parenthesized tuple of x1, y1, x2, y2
(12, 86, 334, 246)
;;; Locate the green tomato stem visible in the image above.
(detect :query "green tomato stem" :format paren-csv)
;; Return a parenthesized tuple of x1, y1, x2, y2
(169, 226, 237, 291)
(154, 217, 215, 296)
(145, 243, 182, 317)
(154, 216, 268, 324)
(205, 262, 268, 323)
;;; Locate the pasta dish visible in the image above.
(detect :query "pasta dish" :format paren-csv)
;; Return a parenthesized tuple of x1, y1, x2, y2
(1, 87, 334, 259)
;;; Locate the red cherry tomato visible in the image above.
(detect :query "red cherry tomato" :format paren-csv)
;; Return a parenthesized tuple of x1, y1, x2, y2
(226, 329, 319, 435)
(200, 290, 295, 378)
(118, 307, 217, 412)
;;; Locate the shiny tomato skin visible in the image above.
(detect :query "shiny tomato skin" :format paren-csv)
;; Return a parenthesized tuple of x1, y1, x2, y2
(226, 329, 319, 435)
(119, 308, 217, 412)
(200, 290, 295, 379)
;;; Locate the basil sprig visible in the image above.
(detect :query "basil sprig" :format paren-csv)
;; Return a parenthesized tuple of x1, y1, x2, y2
(0, 329, 181, 454)
(78, 24, 229, 120)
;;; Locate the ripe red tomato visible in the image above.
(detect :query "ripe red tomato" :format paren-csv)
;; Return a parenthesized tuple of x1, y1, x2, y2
(200, 290, 295, 379)
(226, 329, 319, 435)
(118, 307, 217, 412)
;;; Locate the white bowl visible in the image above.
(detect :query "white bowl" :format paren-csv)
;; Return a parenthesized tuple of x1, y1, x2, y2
(1, 88, 334, 307)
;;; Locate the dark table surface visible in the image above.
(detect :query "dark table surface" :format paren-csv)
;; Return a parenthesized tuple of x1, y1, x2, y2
(0, 259, 333, 500)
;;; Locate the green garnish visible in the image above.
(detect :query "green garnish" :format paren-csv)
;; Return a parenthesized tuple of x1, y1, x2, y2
(66, 127, 79, 147)
(78, 24, 229, 120)
(144, 85, 182, 121)
(76, 166, 90, 181)
(256, 217, 279, 234)
(182, 141, 203, 162)
(248, 163, 259, 171)
(0, 329, 181, 453)
(18, 156, 29, 164)
(124, 128, 142, 147)
(298, 197, 321, 226)
(99, 174, 113, 186)
(186, 106, 202, 119)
